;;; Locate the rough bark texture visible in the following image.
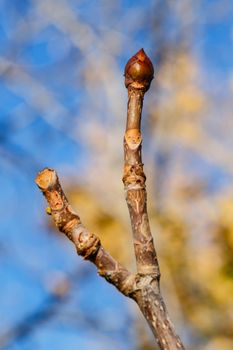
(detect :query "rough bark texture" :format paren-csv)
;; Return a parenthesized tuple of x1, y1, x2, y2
(123, 87, 160, 276)
(122, 49, 185, 350)
(35, 168, 134, 297)
(35, 49, 186, 350)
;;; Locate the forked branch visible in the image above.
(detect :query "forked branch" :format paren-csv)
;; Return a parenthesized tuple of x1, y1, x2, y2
(35, 49, 186, 350)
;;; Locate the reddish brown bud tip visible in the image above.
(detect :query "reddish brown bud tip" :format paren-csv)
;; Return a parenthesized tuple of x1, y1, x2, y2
(124, 48, 154, 91)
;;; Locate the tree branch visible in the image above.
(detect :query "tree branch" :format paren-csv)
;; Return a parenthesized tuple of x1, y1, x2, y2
(35, 49, 186, 350)
(35, 168, 134, 297)
(122, 49, 185, 350)
(123, 48, 160, 276)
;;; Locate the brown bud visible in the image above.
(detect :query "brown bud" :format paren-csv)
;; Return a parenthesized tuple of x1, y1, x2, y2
(124, 48, 154, 91)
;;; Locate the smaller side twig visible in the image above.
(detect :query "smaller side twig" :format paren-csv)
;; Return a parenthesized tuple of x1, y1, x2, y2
(35, 168, 134, 296)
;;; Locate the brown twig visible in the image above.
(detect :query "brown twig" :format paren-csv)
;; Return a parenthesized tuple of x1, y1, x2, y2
(123, 48, 159, 276)
(35, 168, 134, 297)
(35, 49, 186, 350)
(122, 49, 185, 350)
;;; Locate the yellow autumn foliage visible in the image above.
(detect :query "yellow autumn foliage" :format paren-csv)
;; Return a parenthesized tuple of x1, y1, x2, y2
(68, 187, 132, 266)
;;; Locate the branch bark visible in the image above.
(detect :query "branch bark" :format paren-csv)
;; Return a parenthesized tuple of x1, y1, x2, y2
(35, 49, 186, 350)
(123, 49, 159, 276)
(122, 49, 185, 350)
(35, 168, 134, 297)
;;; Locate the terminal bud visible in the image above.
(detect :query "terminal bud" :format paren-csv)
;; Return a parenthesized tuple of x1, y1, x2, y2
(124, 48, 154, 91)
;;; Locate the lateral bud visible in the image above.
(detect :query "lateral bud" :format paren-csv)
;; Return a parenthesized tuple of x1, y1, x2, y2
(124, 48, 154, 91)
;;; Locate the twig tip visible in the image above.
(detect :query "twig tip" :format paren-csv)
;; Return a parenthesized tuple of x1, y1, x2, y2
(35, 167, 57, 190)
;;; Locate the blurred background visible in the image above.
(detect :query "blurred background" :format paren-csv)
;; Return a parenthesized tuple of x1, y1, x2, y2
(0, 1, 233, 349)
